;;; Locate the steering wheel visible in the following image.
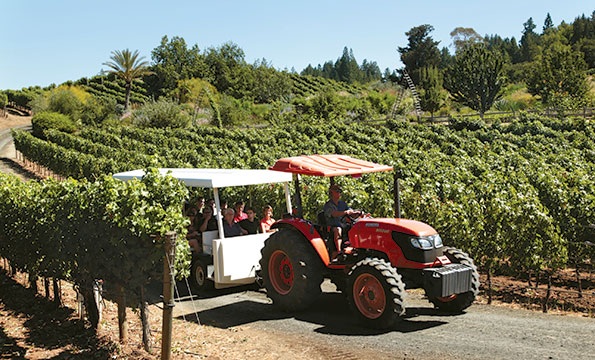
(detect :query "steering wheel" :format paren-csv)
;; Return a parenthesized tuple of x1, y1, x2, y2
(341, 210, 364, 222)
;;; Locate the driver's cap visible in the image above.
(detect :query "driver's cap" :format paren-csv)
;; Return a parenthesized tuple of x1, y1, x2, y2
(329, 184, 342, 193)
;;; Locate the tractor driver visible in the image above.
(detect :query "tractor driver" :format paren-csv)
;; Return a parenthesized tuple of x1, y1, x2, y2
(323, 184, 360, 256)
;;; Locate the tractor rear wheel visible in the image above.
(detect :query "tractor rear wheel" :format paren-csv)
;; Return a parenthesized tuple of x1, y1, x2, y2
(426, 247, 479, 313)
(260, 229, 323, 311)
(347, 257, 406, 329)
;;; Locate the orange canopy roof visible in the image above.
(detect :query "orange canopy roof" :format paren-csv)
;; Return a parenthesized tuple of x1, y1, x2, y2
(269, 155, 393, 177)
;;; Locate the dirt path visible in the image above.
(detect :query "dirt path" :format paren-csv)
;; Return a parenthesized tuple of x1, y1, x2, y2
(0, 268, 372, 360)
(174, 280, 595, 360)
(0, 113, 38, 180)
(0, 111, 32, 131)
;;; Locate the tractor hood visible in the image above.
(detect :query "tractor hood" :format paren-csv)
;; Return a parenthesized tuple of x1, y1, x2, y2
(357, 218, 438, 237)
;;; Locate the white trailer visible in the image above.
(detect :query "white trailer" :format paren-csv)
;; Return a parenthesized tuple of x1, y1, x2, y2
(113, 168, 293, 289)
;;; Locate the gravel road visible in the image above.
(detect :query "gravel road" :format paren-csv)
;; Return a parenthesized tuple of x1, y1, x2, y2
(171, 280, 595, 360)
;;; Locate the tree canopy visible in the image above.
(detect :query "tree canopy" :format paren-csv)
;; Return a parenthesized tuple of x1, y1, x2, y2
(103, 49, 152, 110)
(450, 27, 483, 54)
(444, 44, 505, 116)
(527, 43, 589, 108)
(301, 47, 382, 84)
(398, 24, 441, 83)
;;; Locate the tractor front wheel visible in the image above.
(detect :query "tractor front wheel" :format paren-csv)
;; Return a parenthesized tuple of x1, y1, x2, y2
(347, 257, 406, 329)
(260, 229, 323, 312)
(426, 247, 480, 313)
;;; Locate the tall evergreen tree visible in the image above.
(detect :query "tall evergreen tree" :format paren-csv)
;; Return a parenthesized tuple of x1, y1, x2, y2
(300, 48, 381, 83)
(520, 17, 541, 62)
(439, 47, 454, 69)
(419, 66, 444, 118)
(543, 13, 554, 34)
(398, 24, 441, 84)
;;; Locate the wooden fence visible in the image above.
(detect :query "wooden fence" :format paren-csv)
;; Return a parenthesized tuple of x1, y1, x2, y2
(418, 107, 595, 123)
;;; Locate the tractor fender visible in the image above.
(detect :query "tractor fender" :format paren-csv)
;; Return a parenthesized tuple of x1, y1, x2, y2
(272, 219, 331, 266)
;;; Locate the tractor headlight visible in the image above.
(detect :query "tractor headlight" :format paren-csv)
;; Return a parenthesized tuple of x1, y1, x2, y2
(411, 237, 433, 250)
(410, 234, 442, 249)
(433, 234, 443, 248)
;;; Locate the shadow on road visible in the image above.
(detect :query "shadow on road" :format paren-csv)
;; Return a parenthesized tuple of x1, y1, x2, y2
(0, 326, 27, 360)
(175, 286, 448, 336)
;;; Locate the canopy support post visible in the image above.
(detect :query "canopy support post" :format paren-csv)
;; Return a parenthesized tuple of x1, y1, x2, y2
(283, 182, 292, 215)
(293, 174, 303, 218)
(213, 188, 225, 239)
(394, 170, 401, 219)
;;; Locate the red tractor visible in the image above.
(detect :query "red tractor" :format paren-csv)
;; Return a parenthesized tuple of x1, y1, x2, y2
(259, 155, 479, 329)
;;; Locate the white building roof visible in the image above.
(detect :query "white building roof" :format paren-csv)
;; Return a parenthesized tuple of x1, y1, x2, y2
(112, 168, 293, 188)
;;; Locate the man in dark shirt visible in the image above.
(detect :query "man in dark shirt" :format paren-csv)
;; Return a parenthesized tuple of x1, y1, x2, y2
(323, 185, 359, 257)
(239, 207, 259, 234)
(223, 208, 247, 237)
(199, 206, 218, 232)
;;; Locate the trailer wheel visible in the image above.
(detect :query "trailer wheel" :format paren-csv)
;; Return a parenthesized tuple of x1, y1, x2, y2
(260, 229, 323, 311)
(427, 247, 479, 313)
(347, 258, 406, 329)
(190, 257, 213, 293)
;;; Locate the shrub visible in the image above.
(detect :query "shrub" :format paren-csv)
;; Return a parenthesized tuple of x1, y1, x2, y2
(80, 96, 118, 126)
(449, 116, 487, 131)
(47, 89, 84, 119)
(0, 92, 7, 108)
(31, 111, 77, 138)
(30, 93, 49, 114)
(133, 99, 190, 129)
(218, 96, 251, 126)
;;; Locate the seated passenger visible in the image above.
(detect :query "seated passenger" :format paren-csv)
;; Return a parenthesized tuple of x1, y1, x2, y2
(323, 185, 359, 256)
(193, 196, 205, 225)
(233, 201, 247, 222)
(185, 207, 201, 252)
(223, 208, 247, 237)
(239, 207, 259, 234)
(260, 205, 276, 233)
(195, 196, 205, 214)
(199, 206, 218, 233)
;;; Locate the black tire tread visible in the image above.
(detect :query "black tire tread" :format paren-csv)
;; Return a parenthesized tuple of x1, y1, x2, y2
(427, 246, 479, 312)
(259, 229, 324, 312)
(347, 257, 406, 329)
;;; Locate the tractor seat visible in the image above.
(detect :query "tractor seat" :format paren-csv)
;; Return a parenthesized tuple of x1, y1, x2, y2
(315, 211, 331, 241)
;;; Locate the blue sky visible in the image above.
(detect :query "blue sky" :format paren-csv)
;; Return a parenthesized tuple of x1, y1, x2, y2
(1, 1, 593, 90)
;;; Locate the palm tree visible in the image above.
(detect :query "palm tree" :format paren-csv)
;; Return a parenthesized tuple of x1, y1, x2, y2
(103, 49, 152, 110)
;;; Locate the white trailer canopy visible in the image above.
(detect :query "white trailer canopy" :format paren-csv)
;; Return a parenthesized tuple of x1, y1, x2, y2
(112, 168, 293, 188)
(113, 167, 293, 241)
(113, 167, 294, 288)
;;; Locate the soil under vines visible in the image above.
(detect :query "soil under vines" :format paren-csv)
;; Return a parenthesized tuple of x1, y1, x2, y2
(0, 262, 592, 359)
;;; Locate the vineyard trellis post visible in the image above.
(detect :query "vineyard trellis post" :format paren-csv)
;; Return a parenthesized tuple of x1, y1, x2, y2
(161, 231, 177, 360)
(117, 284, 128, 343)
(140, 285, 152, 353)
